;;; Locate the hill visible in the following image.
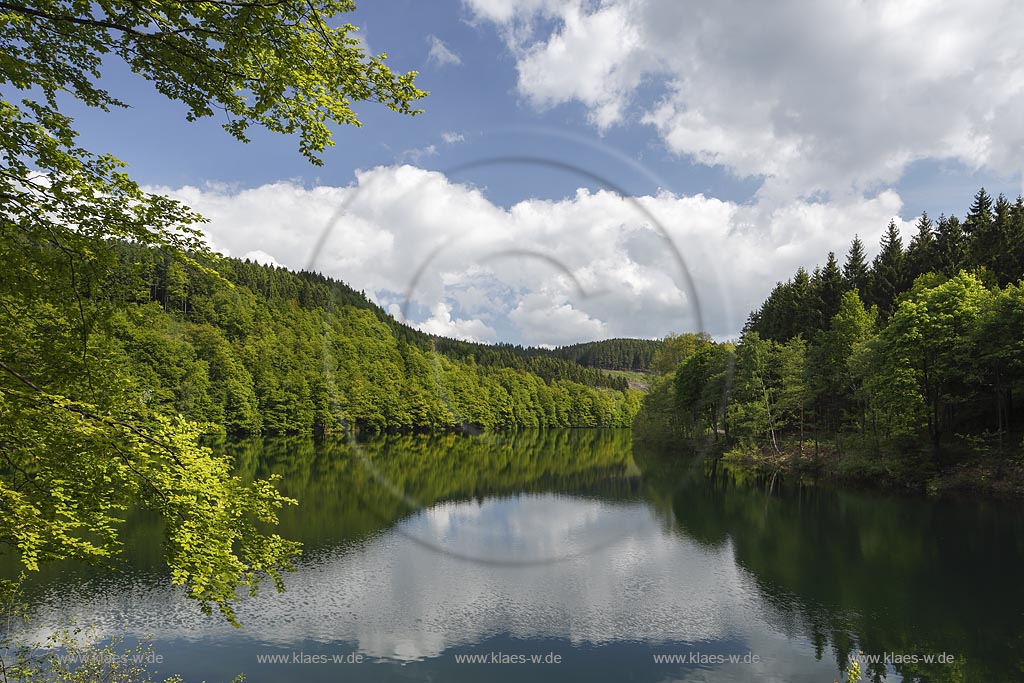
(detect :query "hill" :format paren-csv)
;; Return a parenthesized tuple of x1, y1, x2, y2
(65, 242, 650, 435)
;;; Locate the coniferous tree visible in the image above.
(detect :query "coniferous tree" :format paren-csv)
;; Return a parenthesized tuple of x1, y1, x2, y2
(870, 220, 907, 317)
(990, 194, 1016, 284)
(751, 282, 787, 342)
(906, 212, 937, 281)
(644, 189, 1024, 489)
(964, 187, 994, 238)
(843, 236, 871, 295)
(753, 270, 815, 342)
(965, 187, 997, 272)
(791, 267, 814, 339)
(1011, 197, 1024, 283)
(809, 267, 825, 333)
(817, 252, 845, 331)
(934, 213, 967, 276)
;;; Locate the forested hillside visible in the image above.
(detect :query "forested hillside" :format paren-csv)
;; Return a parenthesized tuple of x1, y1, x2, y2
(70, 242, 645, 435)
(637, 188, 1024, 492)
(548, 338, 662, 371)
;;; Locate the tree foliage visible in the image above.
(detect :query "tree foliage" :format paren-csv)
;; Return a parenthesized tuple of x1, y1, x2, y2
(549, 338, 662, 371)
(643, 189, 1024, 487)
(1, 0, 425, 622)
(1, 0, 426, 164)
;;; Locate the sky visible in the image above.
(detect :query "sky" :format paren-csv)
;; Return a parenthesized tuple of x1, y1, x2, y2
(64, 0, 1024, 345)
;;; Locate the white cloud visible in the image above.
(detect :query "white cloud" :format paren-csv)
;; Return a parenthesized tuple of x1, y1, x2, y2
(148, 166, 908, 343)
(427, 35, 462, 67)
(398, 144, 438, 164)
(464, 0, 1024, 201)
(508, 290, 607, 346)
(461, 0, 561, 26)
(352, 24, 372, 58)
(417, 302, 498, 343)
(441, 131, 465, 144)
(513, 1, 651, 129)
(241, 249, 281, 267)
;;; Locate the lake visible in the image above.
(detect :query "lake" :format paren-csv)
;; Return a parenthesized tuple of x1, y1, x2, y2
(5, 429, 1023, 682)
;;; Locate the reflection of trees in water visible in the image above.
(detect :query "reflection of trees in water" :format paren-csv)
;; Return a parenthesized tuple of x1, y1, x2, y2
(230, 429, 642, 553)
(8, 432, 1020, 682)
(634, 443, 1024, 683)
(1, 431, 641, 596)
(1, 431, 641, 592)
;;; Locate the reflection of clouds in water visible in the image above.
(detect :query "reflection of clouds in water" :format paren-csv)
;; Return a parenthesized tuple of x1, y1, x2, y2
(415, 495, 617, 561)
(23, 494, 815, 667)
(667, 630, 842, 683)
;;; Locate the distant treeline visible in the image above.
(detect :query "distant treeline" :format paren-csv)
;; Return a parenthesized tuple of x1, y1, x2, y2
(548, 338, 661, 371)
(127, 243, 650, 388)
(86, 242, 645, 435)
(638, 188, 1024, 491)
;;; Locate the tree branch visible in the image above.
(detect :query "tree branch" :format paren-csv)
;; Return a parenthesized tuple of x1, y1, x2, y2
(0, 0, 247, 80)
(0, 359, 185, 466)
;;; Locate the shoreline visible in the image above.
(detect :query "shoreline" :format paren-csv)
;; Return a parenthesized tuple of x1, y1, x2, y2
(636, 432, 1024, 498)
(720, 442, 1024, 498)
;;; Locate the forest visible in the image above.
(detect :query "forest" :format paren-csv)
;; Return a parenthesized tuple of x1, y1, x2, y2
(0, 0, 668, 621)
(30, 241, 647, 436)
(547, 339, 662, 371)
(2, 229, 649, 618)
(636, 188, 1024, 492)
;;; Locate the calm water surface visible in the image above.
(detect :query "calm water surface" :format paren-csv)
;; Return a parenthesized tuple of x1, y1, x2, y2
(6, 430, 1024, 682)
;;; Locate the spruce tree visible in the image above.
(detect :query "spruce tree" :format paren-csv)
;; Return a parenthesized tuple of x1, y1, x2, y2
(791, 267, 814, 339)
(809, 266, 825, 333)
(1011, 197, 1024, 283)
(906, 211, 936, 280)
(871, 220, 907, 316)
(935, 213, 967, 276)
(964, 187, 994, 237)
(965, 187, 997, 272)
(990, 194, 1016, 284)
(843, 235, 871, 295)
(818, 252, 845, 330)
(752, 282, 788, 341)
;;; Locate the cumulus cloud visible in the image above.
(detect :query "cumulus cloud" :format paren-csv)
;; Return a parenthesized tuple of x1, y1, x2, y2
(417, 302, 498, 343)
(508, 291, 607, 346)
(148, 166, 909, 344)
(441, 131, 465, 144)
(427, 35, 462, 66)
(464, 0, 1024, 201)
(241, 249, 281, 267)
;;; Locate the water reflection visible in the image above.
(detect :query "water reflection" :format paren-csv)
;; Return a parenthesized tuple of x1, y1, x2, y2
(636, 449, 1024, 682)
(16, 492, 837, 681)
(3, 430, 1023, 682)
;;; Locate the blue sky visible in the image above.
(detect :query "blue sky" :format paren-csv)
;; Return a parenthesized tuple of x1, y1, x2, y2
(67, 0, 766, 204)
(62, 0, 1024, 344)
